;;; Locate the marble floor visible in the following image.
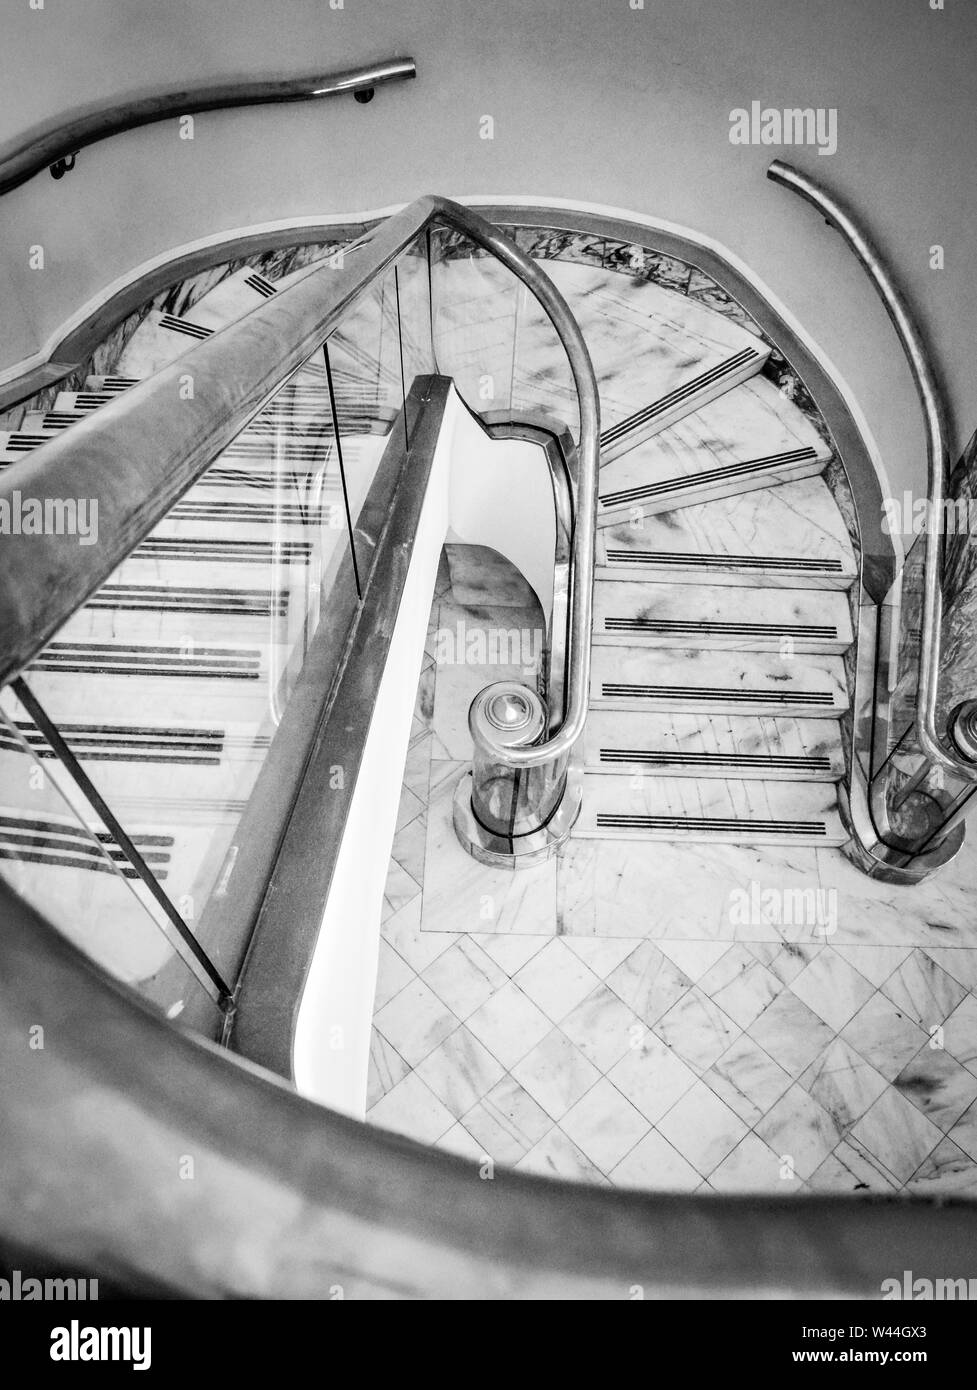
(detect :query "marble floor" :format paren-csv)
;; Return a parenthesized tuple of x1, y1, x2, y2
(366, 561, 977, 1199)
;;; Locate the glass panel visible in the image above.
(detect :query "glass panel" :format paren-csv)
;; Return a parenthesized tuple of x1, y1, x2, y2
(324, 262, 407, 579)
(17, 338, 359, 990)
(395, 234, 437, 404)
(430, 227, 580, 443)
(0, 694, 222, 1031)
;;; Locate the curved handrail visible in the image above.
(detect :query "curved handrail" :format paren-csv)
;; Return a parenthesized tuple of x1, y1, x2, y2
(0, 194, 600, 782)
(0, 57, 416, 197)
(768, 159, 977, 786)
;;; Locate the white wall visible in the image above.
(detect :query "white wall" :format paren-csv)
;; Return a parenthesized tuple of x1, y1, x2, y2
(0, 0, 975, 498)
(292, 390, 557, 1113)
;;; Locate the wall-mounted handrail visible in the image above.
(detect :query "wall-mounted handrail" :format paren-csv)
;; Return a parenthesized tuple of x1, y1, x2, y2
(768, 159, 977, 790)
(0, 57, 416, 197)
(0, 196, 600, 810)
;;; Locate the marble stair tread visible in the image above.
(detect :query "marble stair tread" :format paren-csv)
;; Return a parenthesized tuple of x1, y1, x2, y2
(535, 259, 771, 435)
(590, 645, 849, 717)
(0, 429, 57, 463)
(597, 377, 831, 521)
(25, 668, 279, 732)
(596, 477, 857, 589)
(432, 256, 769, 441)
(574, 774, 846, 845)
(592, 580, 853, 654)
(178, 267, 278, 330)
(584, 710, 844, 781)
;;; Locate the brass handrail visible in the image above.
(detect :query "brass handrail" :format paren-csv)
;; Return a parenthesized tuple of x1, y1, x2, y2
(768, 159, 977, 786)
(0, 57, 416, 197)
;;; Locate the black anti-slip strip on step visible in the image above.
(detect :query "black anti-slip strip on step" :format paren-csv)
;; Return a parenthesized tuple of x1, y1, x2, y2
(599, 347, 760, 448)
(159, 314, 212, 339)
(602, 549, 845, 573)
(597, 749, 833, 770)
(135, 537, 312, 564)
(244, 273, 277, 298)
(86, 585, 288, 618)
(594, 813, 828, 835)
(599, 447, 818, 508)
(599, 682, 836, 707)
(601, 618, 838, 638)
(34, 642, 261, 680)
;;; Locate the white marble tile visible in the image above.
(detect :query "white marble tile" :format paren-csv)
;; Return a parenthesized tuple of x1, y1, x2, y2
(561, 983, 643, 1072)
(461, 1076, 553, 1166)
(367, 1030, 411, 1109)
(560, 1078, 650, 1174)
(383, 856, 421, 918)
(512, 939, 602, 1022)
(373, 977, 459, 1067)
(607, 1032, 698, 1123)
(894, 1044, 977, 1133)
(654, 987, 741, 1072)
(367, 1071, 455, 1146)
(850, 1088, 943, 1184)
(906, 1138, 977, 1197)
(880, 948, 968, 1030)
(697, 943, 783, 1029)
(464, 981, 553, 1069)
(840, 994, 928, 1081)
(605, 941, 694, 1025)
(510, 1027, 602, 1121)
(747, 941, 824, 985)
(515, 1127, 609, 1185)
(381, 897, 455, 972)
(656, 1081, 749, 1178)
(657, 941, 732, 982)
(747, 991, 835, 1078)
(755, 1083, 844, 1180)
(468, 933, 549, 975)
(563, 936, 643, 978)
(372, 939, 416, 1013)
(609, 1129, 701, 1192)
(390, 811, 427, 886)
(921, 949, 977, 993)
(832, 945, 910, 988)
(943, 994, 977, 1075)
(421, 937, 509, 1020)
(701, 1034, 793, 1126)
(415, 1026, 506, 1120)
(789, 948, 876, 1032)
(947, 1103, 977, 1163)
(798, 1038, 889, 1132)
(808, 1139, 899, 1195)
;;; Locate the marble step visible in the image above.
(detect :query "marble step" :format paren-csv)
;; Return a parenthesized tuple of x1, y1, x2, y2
(590, 645, 848, 717)
(0, 711, 265, 807)
(584, 710, 844, 781)
(592, 581, 853, 654)
(598, 377, 831, 523)
(574, 774, 846, 846)
(596, 477, 857, 590)
(26, 666, 279, 736)
(535, 260, 771, 447)
(431, 256, 769, 443)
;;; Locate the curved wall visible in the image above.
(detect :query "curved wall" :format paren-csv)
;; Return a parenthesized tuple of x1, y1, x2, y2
(0, 0, 974, 501)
